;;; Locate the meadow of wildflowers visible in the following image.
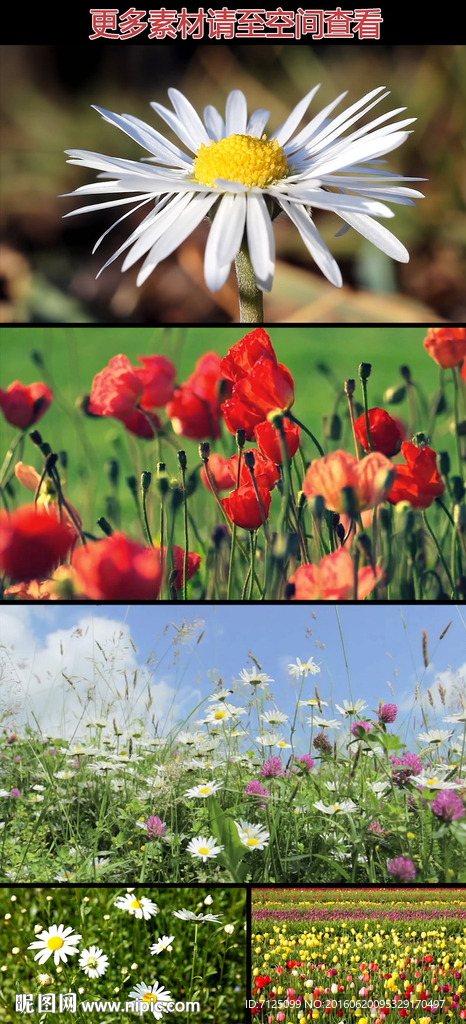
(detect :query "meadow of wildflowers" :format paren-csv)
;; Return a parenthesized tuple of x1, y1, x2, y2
(0, 885, 245, 1023)
(251, 887, 466, 1023)
(1, 326, 465, 601)
(1, 611, 465, 884)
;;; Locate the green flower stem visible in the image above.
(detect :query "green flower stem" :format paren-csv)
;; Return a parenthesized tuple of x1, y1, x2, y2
(422, 509, 456, 595)
(452, 366, 464, 476)
(0, 428, 26, 490)
(285, 411, 325, 457)
(234, 242, 264, 323)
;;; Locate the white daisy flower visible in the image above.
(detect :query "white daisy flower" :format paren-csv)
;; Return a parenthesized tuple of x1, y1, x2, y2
(235, 820, 270, 850)
(149, 935, 175, 955)
(443, 711, 466, 723)
(261, 709, 289, 725)
(311, 717, 341, 729)
(255, 731, 284, 746)
(28, 924, 82, 966)
(414, 775, 462, 790)
(53, 771, 76, 779)
(186, 835, 224, 862)
(78, 945, 109, 978)
(313, 799, 358, 814)
(335, 699, 369, 716)
(64, 85, 424, 295)
(183, 780, 224, 799)
(172, 908, 223, 923)
(204, 703, 246, 722)
(114, 893, 158, 920)
(288, 657, 321, 677)
(298, 698, 328, 708)
(418, 729, 454, 744)
(237, 668, 274, 687)
(128, 980, 172, 1019)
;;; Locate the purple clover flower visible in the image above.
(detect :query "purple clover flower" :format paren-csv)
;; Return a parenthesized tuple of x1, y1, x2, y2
(379, 703, 398, 724)
(244, 779, 271, 798)
(294, 754, 315, 771)
(259, 756, 285, 778)
(9, 788, 21, 798)
(431, 789, 465, 821)
(391, 751, 423, 785)
(351, 721, 372, 736)
(145, 815, 167, 837)
(387, 856, 417, 881)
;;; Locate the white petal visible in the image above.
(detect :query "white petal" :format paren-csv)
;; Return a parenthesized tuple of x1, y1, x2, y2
(276, 188, 394, 219)
(304, 87, 389, 152)
(307, 130, 413, 178)
(63, 193, 154, 219)
(285, 91, 349, 153)
(225, 90, 248, 134)
(337, 210, 410, 261)
(65, 149, 169, 178)
(167, 88, 211, 147)
(203, 104, 225, 141)
(246, 193, 275, 292)
(277, 198, 343, 287)
(137, 193, 218, 285)
(246, 109, 271, 137)
(151, 98, 207, 154)
(91, 106, 190, 165)
(272, 84, 321, 146)
(204, 193, 246, 290)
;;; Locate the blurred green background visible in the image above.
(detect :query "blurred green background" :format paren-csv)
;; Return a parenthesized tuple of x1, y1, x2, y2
(1, 43, 465, 324)
(0, 325, 456, 543)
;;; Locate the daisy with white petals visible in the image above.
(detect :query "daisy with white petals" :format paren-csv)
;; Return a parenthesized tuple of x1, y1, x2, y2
(235, 820, 270, 850)
(186, 835, 224, 862)
(184, 781, 224, 799)
(129, 981, 172, 1019)
(64, 85, 424, 300)
(28, 924, 82, 966)
(149, 935, 175, 955)
(237, 668, 274, 687)
(114, 893, 158, 920)
(288, 657, 321, 678)
(78, 946, 109, 978)
(172, 908, 223, 923)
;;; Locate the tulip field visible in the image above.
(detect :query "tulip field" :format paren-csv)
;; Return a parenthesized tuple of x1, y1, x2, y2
(251, 888, 466, 1022)
(1, 325, 465, 601)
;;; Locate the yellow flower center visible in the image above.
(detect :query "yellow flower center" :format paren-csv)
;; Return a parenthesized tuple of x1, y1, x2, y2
(193, 134, 289, 189)
(247, 837, 259, 846)
(214, 711, 226, 719)
(198, 846, 210, 855)
(143, 993, 158, 1003)
(47, 936, 65, 950)
(131, 899, 143, 909)
(199, 786, 212, 794)
(427, 779, 440, 785)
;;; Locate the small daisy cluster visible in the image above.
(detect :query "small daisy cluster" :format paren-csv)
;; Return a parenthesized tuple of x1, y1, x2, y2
(25, 890, 234, 1019)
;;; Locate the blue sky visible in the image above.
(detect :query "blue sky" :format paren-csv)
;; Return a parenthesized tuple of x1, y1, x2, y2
(1, 604, 465, 746)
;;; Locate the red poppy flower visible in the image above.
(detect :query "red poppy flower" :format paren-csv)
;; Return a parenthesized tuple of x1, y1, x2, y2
(166, 351, 226, 440)
(120, 409, 161, 440)
(136, 354, 177, 408)
(254, 418, 301, 464)
(387, 441, 445, 509)
(423, 327, 466, 369)
(72, 533, 163, 600)
(222, 483, 272, 530)
(354, 407, 405, 457)
(220, 329, 295, 439)
(0, 505, 76, 582)
(0, 381, 53, 429)
(303, 449, 394, 513)
(169, 545, 202, 591)
(89, 354, 145, 418)
(200, 453, 237, 492)
(288, 547, 383, 600)
(201, 450, 279, 493)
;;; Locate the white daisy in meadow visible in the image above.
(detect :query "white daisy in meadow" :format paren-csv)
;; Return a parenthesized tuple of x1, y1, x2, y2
(443, 710, 466, 723)
(288, 657, 321, 677)
(255, 731, 284, 746)
(172, 908, 223, 923)
(261, 709, 289, 725)
(186, 835, 224, 862)
(204, 703, 246, 723)
(149, 935, 175, 955)
(235, 820, 270, 850)
(414, 775, 462, 790)
(335, 699, 369, 716)
(313, 799, 358, 814)
(237, 668, 274, 687)
(53, 771, 76, 779)
(311, 717, 341, 729)
(128, 980, 172, 1019)
(184, 780, 224, 799)
(418, 729, 454, 744)
(78, 945, 109, 978)
(28, 924, 82, 966)
(114, 893, 158, 920)
(64, 85, 423, 293)
(298, 698, 328, 708)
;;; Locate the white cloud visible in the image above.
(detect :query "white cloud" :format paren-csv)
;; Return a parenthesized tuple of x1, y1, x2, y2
(0, 611, 195, 739)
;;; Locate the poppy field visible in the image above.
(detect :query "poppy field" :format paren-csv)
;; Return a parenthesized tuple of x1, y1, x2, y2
(0, 325, 465, 602)
(251, 887, 466, 1022)
(0, 884, 245, 1023)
